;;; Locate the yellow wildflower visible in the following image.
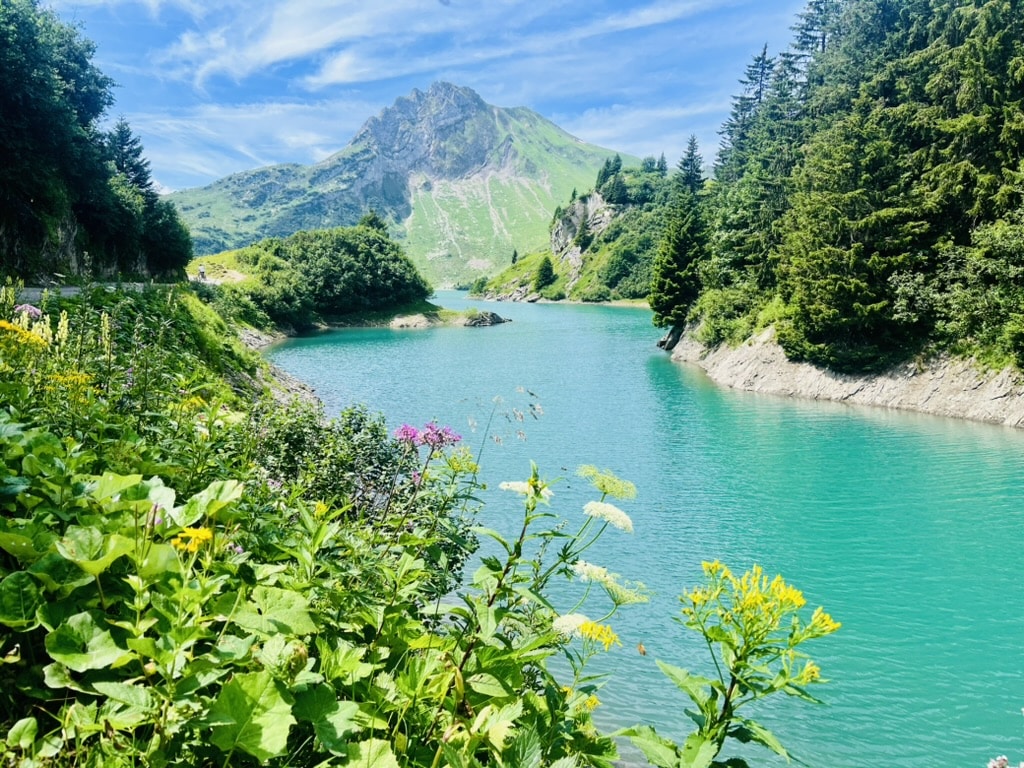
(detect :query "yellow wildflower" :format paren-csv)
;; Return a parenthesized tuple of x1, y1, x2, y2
(702, 560, 731, 580)
(172, 527, 214, 553)
(583, 694, 601, 711)
(809, 606, 841, 634)
(0, 320, 47, 348)
(797, 661, 821, 684)
(580, 621, 621, 651)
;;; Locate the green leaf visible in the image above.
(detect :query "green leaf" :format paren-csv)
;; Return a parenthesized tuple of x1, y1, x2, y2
(467, 672, 512, 698)
(657, 660, 715, 708)
(0, 532, 42, 563)
(91, 681, 155, 710)
(618, 724, 681, 768)
(346, 738, 400, 768)
(680, 731, 719, 768)
(55, 527, 133, 577)
(0, 572, 42, 630)
(503, 727, 542, 768)
(6, 717, 37, 750)
(731, 717, 789, 759)
(135, 542, 181, 580)
(227, 587, 317, 637)
(44, 612, 126, 672)
(208, 670, 295, 762)
(175, 480, 244, 527)
(28, 553, 93, 595)
(91, 473, 144, 502)
(293, 685, 360, 755)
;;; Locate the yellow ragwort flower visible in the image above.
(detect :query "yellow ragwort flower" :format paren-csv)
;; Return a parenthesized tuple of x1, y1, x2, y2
(172, 527, 214, 553)
(797, 661, 821, 684)
(580, 621, 622, 651)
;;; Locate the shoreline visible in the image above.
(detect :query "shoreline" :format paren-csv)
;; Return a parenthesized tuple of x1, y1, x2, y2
(671, 326, 1024, 428)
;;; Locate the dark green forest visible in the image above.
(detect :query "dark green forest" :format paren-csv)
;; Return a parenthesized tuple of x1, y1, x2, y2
(648, 0, 1024, 371)
(0, 0, 191, 280)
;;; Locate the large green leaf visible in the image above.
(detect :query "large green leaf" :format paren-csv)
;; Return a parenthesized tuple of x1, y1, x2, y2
(731, 717, 789, 759)
(0, 531, 42, 563)
(0, 572, 42, 630)
(44, 612, 126, 672)
(680, 732, 719, 768)
(90, 473, 144, 502)
(618, 725, 681, 768)
(225, 587, 317, 637)
(55, 527, 133, 577)
(208, 670, 295, 762)
(173, 480, 244, 527)
(293, 685, 360, 755)
(657, 660, 716, 708)
(347, 738, 400, 768)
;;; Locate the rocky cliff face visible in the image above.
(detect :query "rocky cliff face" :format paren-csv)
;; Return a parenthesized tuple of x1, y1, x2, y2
(171, 82, 622, 287)
(673, 326, 1024, 428)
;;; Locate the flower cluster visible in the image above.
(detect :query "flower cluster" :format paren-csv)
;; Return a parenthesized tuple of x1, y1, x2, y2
(577, 465, 637, 499)
(499, 479, 553, 501)
(171, 527, 214, 553)
(583, 500, 633, 533)
(13, 303, 42, 320)
(393, 421, 462, 449)
(580, 620, 621, 651)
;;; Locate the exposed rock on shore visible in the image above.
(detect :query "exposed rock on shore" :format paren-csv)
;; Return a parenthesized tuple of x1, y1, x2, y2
(672, 327, 1024, 428)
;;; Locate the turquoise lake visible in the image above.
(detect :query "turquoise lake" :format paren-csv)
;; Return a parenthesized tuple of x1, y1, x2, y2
(266, 290, 1024, 768)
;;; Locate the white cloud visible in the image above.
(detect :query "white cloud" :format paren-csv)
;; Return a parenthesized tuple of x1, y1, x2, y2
(126, 97, 380, 190)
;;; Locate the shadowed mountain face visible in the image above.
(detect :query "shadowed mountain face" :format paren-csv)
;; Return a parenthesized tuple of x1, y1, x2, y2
(170, 82, 632, 286)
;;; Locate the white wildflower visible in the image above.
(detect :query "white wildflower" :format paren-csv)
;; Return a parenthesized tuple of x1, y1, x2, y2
(572, 560, 609, 583)
(552, 613, 589, 638)
(583, 501, 633, 533)
(499, 480, 553, 500)
(499, 481, 530, 495)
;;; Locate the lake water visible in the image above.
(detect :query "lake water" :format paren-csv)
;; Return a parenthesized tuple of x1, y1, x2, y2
(266, 290, 1024, 768)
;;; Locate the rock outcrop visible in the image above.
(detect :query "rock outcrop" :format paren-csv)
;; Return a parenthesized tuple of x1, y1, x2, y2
(672, 326, 1024, 427)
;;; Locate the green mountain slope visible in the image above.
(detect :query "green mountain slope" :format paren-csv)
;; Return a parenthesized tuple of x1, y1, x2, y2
(170, 83, 632, 287)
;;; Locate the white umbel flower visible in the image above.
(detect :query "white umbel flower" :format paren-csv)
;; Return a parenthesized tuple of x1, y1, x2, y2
(583, 501, 633, 533)
(499, 480, 553, 500)
(572, 560, 610, 583)
(552, 613, 590, 637)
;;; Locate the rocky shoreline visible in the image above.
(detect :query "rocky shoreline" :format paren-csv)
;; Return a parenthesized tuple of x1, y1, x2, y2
(670, 326, 1024, 428)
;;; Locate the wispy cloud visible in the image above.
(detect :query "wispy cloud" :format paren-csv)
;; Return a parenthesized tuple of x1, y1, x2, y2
(55, 0, 807, 188)
(126, 97, 379, 190)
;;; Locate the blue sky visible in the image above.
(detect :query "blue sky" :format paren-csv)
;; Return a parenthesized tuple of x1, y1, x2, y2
(50, 0, 808, 191)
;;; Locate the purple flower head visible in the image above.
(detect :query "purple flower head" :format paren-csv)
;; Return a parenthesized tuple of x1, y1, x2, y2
(394, 424, 421, 446)
(421, 421, 461, 449)
(13, 304, 42, 320)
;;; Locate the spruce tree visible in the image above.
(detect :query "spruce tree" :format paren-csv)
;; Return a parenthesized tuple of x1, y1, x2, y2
(649, 191, 706, 328)
(534, 255, 556, 290)
(107, 116, 155, 203)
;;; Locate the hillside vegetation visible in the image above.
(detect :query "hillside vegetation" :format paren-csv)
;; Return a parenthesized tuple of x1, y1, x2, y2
(480, 155, 674, 302)
(0, 0, 191, 281)
(170, 83, 632, 288)
(193, 214, 431, 331)
(648, 0, 1024, 373)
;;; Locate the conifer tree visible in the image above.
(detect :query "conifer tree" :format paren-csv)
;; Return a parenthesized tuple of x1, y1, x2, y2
(107, 116, 155, 203)
(650, 190, 706, 328)
(534, 255, 556, 290)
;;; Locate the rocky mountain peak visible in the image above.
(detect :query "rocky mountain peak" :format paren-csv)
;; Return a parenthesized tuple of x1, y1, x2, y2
(349, 82, 499, 179)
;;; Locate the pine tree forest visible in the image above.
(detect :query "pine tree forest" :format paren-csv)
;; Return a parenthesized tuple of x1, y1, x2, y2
(650, 0, 1024, 372)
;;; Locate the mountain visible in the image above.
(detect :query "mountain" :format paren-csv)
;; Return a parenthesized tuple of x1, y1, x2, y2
(170, 82, 633, 287)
